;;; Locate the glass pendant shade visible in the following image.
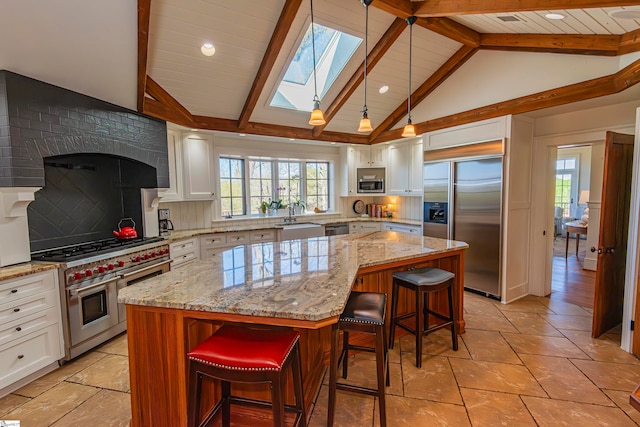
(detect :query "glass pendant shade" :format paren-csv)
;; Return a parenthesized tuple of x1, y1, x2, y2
(358, 115, 372, 132)
(401, 122, 416, 138)
(309, 100, 326, 125)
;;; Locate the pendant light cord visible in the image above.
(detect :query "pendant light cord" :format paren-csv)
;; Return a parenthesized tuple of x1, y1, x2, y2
(407, 17, 414, 123)
(310, 0, 319, 103)
(363, 3, 368, 114)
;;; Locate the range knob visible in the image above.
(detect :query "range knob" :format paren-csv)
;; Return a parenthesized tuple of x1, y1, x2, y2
(150, 252, 157, 258)
(74, 272, 83, 280)
(118, 260, 125, 267)
(107, 264, 115, 271)
(97, 266, 105, 273)
(143, 253, 149, 260)
(158, 249, 164, 255)
(134, 256, 141, 263)
(85, 269, 93, 277)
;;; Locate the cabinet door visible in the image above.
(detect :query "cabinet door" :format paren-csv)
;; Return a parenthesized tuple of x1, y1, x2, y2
(387, 143, 410, 195)
(408, 139, 424, 193)
(359, 222, 381, 232)
(182, 135, 215, 200)
(369, 144, 388, 167)
(340, 146, 358, 196)
(354, 146, 372, 168)
(159, 130, 183, 201)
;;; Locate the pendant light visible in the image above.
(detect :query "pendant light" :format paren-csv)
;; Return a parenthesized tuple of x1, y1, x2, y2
(357, 0, 374, 133)
(308, 0, 326, 126)
(402, 16, 417, 138)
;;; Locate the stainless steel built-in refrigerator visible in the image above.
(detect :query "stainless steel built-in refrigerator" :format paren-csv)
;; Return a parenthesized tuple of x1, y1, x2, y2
(423, 158, 502, 297)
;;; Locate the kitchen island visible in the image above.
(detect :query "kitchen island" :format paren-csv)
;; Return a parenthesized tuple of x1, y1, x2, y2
(118, 231, 467, 427)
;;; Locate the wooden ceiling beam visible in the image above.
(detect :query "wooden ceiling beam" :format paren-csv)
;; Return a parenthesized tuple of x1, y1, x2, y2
(237, 0, 302, 130)
(480, 33, 621, 55)
(619, 28, 640, 55)
(143, 98, 195, 129)
(145, 76, 193, 123)
(312, 18, 406, 137)
(371, 0, 415, 18)
(417, 17, 480, 46)
(372, 58, 640, 143)
(412, 0, 640, 17)
(369, 45, 478, 141)
(137, 0, 151, 112)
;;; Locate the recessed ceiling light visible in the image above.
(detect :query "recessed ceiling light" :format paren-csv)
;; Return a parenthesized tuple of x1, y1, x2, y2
(190, 129, 198, 132)
(379, 85, 389, 94)
(545, 13, 565, 20)
(239, 133, 246, 137)
(609, 8, 640, 20)
(289, 138, 296, 141)
(201, 43, 216, 56)
(330, 142, 336, 145)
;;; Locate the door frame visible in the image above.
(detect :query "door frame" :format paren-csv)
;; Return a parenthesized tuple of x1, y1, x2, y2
(531, 122, 638, 351)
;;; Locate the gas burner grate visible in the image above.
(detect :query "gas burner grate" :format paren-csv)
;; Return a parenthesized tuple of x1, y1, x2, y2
(31, 237, 165, 263)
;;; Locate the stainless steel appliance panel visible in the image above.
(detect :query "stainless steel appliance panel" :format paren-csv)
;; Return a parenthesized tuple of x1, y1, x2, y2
(454, 158, 502, 297)
(423, 162, 451, 238)
(324, 223, 349, 236)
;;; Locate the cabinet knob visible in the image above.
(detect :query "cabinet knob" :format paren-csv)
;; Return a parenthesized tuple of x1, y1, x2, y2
(15, 326, 22, 332)
(10, 289, 18, 294)
(17, 354, 24, 359)
(13, 308, 20, 313)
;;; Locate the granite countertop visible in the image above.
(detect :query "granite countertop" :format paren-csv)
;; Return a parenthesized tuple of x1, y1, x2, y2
(0, 262, 60, 282)
(168, 217, 422, 241)
(118, 231, 467, 322)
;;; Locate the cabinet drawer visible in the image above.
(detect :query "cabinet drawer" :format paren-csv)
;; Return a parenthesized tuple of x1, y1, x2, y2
(170, 238, 199, 257)
(226, 232, 249, 245)
(0, 307, 59, 347)
(383, 223, 421, 235)
(171, 252, 199, 269)
(250, 229, 276, 243)
(201, 247, 227, 261)
(199, 234, 227, 249)
(0, 324, 63, 390)
(0, 270, 57, 308)
(0, 290, 58, 325)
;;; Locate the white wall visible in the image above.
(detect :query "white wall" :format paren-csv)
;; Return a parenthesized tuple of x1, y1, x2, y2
(528, 100, 638, 296)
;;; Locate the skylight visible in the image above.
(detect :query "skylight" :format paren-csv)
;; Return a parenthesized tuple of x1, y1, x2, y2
(270, 23, 361, 112)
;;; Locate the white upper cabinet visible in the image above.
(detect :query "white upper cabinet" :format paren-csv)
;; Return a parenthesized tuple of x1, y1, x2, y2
(182, 134, 216, 200)
(160, 132, 216, 202)
(158, 129, 183, 201)
(355, 145, 387, 168)
(387, 139, 423, 196)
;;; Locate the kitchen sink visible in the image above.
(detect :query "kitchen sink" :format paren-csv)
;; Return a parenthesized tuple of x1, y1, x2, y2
(279, 223, 324, 240)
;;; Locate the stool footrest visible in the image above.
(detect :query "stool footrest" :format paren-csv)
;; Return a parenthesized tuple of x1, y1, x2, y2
(335, 382, 382, 398)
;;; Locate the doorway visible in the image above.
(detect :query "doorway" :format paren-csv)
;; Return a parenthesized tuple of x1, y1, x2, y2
(550, 147, 595, 308)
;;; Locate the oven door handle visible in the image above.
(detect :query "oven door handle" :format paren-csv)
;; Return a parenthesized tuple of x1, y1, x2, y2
(119, 259, 172, 280)
(68, 276, 120, 296)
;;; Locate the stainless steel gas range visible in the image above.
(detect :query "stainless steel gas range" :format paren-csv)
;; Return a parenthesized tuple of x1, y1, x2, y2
(31, 237, 170, 361)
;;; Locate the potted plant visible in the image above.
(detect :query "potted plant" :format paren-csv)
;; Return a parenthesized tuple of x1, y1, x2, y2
(270, 199, 288, 216)
(259, 201, 270, 216)
(292, 198, 306, 215)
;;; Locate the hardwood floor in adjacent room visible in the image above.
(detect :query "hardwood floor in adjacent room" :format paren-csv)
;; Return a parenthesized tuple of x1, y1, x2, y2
(552, 236, 596, 309)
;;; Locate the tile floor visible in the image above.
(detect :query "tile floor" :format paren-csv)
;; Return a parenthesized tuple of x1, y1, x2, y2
(2, 292, 640, 426)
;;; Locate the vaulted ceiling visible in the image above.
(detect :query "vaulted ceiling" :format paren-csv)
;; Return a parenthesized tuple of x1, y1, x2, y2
(2, 1, 640, 145)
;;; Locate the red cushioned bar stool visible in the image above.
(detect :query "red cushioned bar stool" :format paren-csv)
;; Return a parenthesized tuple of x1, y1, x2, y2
(388, 267, 458, 368)
(187, 325, 306, 427)
(328, 291, 389, 427)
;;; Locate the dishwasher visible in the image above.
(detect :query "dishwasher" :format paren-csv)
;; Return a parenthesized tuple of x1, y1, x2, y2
(324, 223, 349, 236)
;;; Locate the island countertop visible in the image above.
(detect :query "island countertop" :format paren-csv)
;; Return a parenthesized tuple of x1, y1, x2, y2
(118, 231, 468, 322)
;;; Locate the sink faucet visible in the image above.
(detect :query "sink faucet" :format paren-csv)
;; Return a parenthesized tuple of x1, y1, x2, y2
(283, 206, 297, 224)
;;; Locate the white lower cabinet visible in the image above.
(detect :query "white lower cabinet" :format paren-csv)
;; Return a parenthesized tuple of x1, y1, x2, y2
(170, 237, 200, 269)
(0, 269, 64, 393)
(199, 229, 276, 261)
(383, 222, 422, 235)
(349, 222, 382, 234)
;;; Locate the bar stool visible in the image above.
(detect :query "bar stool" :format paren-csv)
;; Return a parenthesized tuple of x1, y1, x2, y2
(388, 267, 458, 368)
(328, 291, 389, 427)
(187, 325, 306, 427)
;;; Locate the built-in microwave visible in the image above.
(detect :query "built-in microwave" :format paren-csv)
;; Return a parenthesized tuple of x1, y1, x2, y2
(358, 177, 384, 193)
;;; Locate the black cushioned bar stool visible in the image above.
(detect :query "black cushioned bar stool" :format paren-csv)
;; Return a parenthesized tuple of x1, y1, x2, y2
(187, 325, 306, 427)
(328, 291, 389, 427)
(388, 267, 458, 368)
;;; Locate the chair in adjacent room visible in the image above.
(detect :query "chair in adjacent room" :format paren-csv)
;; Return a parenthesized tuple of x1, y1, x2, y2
(328, 291, 389, 427)
(388, 267, 458, 368)
(187, 325, 306, 427)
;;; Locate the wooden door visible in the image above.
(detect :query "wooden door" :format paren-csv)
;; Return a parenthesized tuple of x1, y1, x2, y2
(592, 131, 635, 337)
